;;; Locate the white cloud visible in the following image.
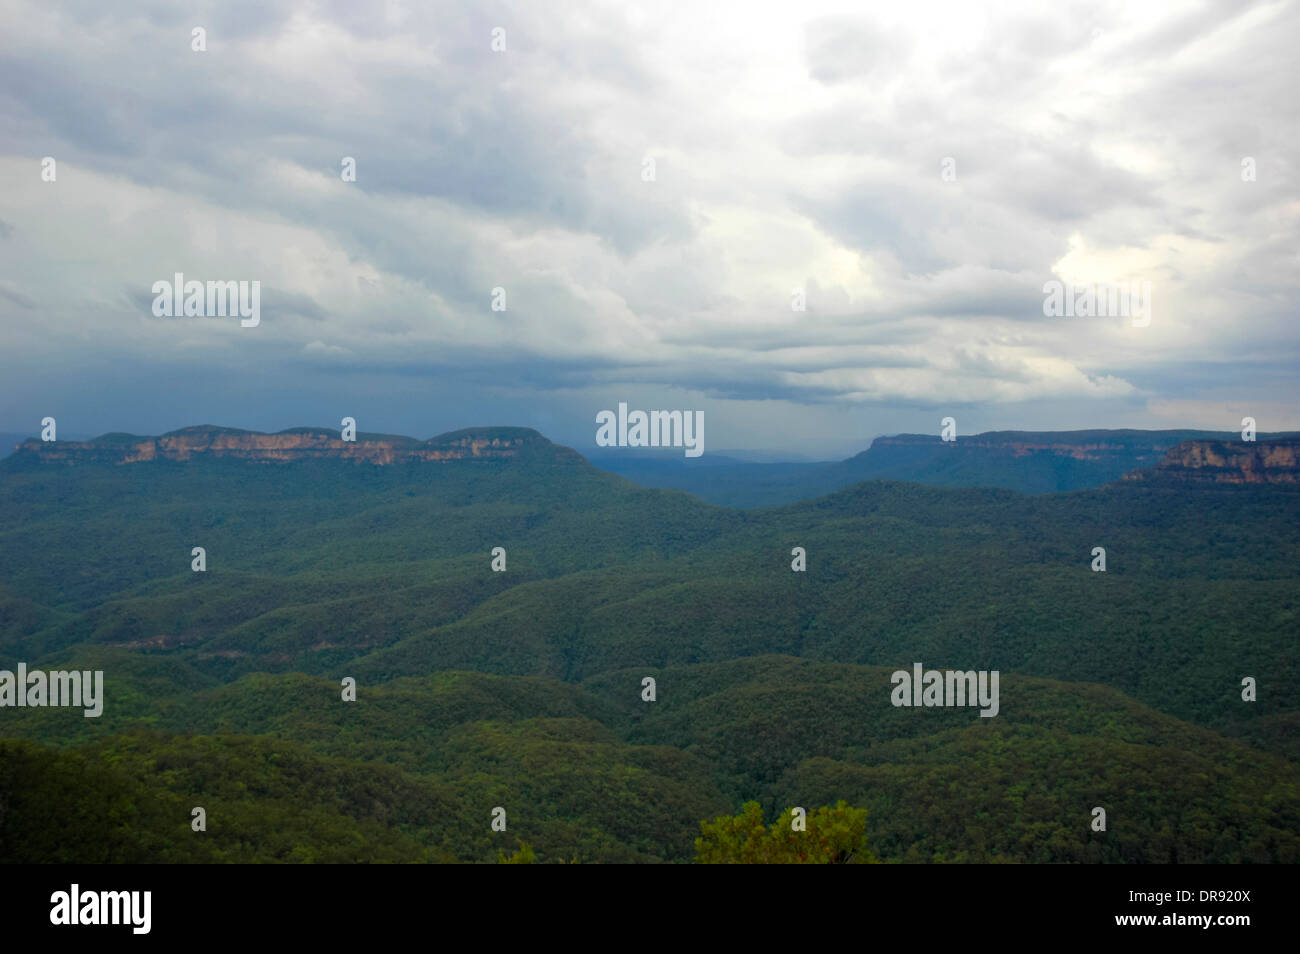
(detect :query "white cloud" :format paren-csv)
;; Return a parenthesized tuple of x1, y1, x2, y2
(0, 0, 1295, 449)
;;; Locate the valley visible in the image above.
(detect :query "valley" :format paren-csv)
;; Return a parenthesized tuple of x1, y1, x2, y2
(1, 426, 1297, 862)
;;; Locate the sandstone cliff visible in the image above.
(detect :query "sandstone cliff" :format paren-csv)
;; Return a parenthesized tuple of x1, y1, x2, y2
(1124, 439, 1300, 485)
(9, 425, 573, 466)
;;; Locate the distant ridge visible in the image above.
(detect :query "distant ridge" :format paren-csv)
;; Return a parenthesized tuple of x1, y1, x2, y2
(594, 428, 1300, 506)
(6, 425, 573, 466)
(10, 424, 1300, 496)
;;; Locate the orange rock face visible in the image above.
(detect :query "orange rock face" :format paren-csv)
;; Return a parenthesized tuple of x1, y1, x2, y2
(1128, 440, 1300, 484)
(13, 429, 542, 466)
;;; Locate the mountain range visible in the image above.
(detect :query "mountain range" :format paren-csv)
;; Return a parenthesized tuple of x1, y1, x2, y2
(10, 424, 1300, 500)
(1, 425, 1297, 863)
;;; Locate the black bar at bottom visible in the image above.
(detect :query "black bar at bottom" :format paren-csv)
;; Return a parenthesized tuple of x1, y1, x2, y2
(7, 863, 1281, 941)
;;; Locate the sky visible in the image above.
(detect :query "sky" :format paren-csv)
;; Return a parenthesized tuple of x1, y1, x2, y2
(1, 0, 1297, 459)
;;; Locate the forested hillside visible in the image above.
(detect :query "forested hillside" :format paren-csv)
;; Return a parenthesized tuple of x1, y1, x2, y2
(2, 427, 1297, 862)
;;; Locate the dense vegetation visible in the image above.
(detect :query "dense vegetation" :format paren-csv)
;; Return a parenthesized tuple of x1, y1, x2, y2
(1, 427, 1297, 862)
(695, 801, 878, 864)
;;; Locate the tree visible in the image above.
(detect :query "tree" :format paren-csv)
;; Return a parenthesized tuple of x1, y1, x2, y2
(498, 841, 537, 864)
(695, 801, 878, 864)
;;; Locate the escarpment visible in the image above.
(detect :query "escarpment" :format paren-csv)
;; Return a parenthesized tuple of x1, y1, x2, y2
(1124, 439, 1300, 485)
(9, 425, 574, 466)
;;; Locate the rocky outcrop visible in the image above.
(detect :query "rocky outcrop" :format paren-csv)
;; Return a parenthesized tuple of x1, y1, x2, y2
(1125, 440, 1300, 485)
(9, 425, 569, 466)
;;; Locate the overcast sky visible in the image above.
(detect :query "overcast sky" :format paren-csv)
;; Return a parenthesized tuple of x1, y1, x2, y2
(1, 0, 1296, 458)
